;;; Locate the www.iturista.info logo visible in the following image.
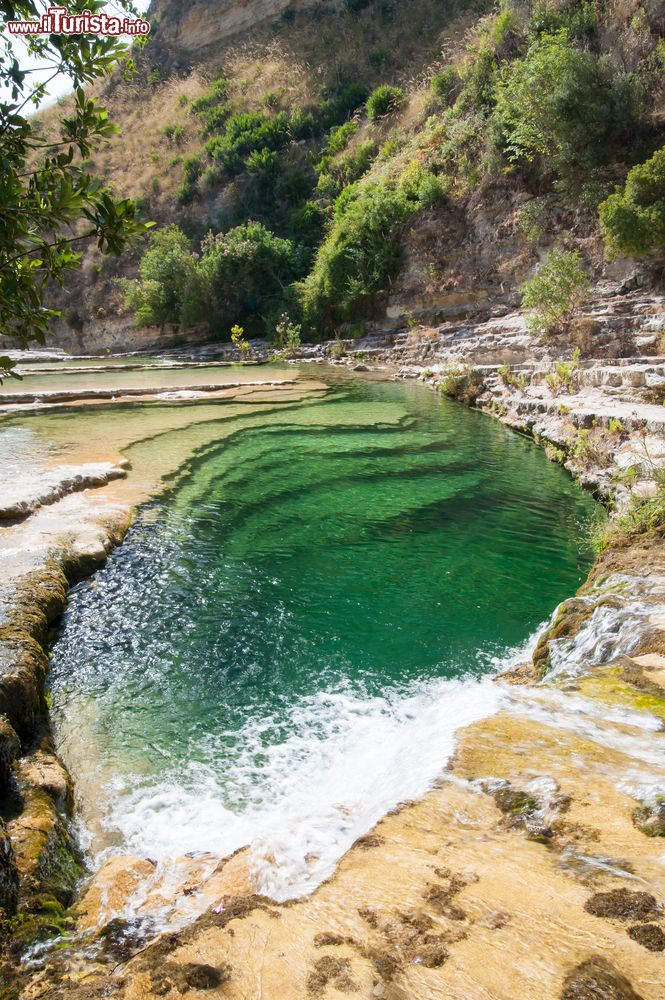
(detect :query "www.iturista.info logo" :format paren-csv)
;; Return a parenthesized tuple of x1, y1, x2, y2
(6, 5, 151, 36)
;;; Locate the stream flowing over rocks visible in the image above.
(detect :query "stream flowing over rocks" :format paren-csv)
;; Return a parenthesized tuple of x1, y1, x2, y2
(0, 315, 665, 999)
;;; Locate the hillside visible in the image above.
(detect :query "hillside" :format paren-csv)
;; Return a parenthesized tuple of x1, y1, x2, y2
(35, 0, 665, 357)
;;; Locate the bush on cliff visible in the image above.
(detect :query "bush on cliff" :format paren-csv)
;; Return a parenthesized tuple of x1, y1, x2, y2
(366, 85, 406, 120)
(299, 167, 444, 333)
(599, 147, 665, 259)
(520, 249, 589, 338)
(495, 29, 642, 179)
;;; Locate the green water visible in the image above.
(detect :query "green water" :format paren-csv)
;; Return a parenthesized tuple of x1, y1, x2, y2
(48, 372, 597, 896)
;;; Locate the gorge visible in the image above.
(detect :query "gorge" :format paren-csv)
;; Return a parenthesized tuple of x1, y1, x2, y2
(1, 0, 665, 996)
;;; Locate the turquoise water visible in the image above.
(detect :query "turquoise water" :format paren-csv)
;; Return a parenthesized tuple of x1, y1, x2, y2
(48, 373, 597, 896)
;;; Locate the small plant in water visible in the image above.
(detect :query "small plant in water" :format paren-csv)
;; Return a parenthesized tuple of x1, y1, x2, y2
(273, 312, 302, 358)
(230, 324, 251, 358)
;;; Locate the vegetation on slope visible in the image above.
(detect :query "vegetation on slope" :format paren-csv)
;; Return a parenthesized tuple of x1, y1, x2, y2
(40, 0, 665, 342)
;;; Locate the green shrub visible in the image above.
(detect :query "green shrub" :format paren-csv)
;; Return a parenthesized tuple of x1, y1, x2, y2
(438, 364, 485, 404)
(230, 323, 251, 356)
(319, 83, 370, 128)
(369, 48, 391, 69)
(592, 467, 665, 551)
(460, 45, 498, 111)
(127, 223, 302, 337)
(599, 146, 665, 259)
(318, 139, 377, 194)
(324, 121, 358, 157)
(163, 123, 186, 145)
(176, 182, 197, 205)
(520, 249, 589, 338)
(496, 30, 642, 178)
(124, 225, 198, 327)
(205, 111, 291, 177)
(273, 311, 302, 356)
(200, 105, 230, 137)
(286, 201, 326, 249)
(528, 0, 598, 43)
(366, 84, 406, 120)
(300, 167, 444, 331)
(191, 77, 229, 114)
(545, 348, 581, 393)
(289, 107, 320, 139)
(276, 168, 311, 206)
(431, 67, 459, 106)
(197, 223, 302, 335)
(246, 148, 280, 176)
(182, 156, 202, 184)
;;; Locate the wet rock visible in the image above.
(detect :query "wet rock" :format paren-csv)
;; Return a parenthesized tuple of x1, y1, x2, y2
(76, 855, 158, 932)
(314, 932, 351, 947)
(8, 767, 82, 908)
(584, 889, 660, 922)
(627, 923, 665, 951)
(354, 833, 385, 850)
(19, 751, 72, 813)
(153, 960, 232, 994)
(491, 786, 540, 816)
(632, 799, 665, 837)
(98, 916, 154, 961)
(561, 957, 644, 999)
(0, 631, 48, 742)
(0, 818, 19, 914)
(0, 716, 20, 788)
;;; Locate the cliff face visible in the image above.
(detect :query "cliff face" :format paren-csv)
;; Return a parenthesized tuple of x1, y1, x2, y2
(149, 0, 340, 58)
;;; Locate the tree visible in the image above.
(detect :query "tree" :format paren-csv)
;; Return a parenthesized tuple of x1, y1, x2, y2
(520, 248, 589, 338)
(0, 0, 151, 358)
(122, 225, 199, 328)
(125, 222, 302, 337)
(495, 30, 640, 178)
(196, 222, 302, 335)
(599, 147, 665, 259)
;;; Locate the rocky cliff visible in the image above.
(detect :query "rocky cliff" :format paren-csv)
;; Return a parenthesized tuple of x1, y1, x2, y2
(149, 0, 341, 60)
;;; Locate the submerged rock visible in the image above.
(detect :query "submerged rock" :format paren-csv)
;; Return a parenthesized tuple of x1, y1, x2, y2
(632, 800, 665, 838)
(627, 923, 665, 952)
(561, 957, 645, 1000)
(584, 889, 660, 922)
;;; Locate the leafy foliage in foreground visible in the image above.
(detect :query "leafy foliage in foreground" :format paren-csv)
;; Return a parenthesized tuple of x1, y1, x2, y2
(0, 0, 151, 343)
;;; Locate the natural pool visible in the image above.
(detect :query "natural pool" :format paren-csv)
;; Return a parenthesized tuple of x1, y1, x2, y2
(44, 369, 597, 899)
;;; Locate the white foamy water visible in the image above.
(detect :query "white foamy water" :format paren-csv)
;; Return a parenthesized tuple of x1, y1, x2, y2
(90, 672, 505, 902)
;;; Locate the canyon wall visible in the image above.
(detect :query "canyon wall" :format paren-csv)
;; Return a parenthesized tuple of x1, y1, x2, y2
(149, 0, 341, 56)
